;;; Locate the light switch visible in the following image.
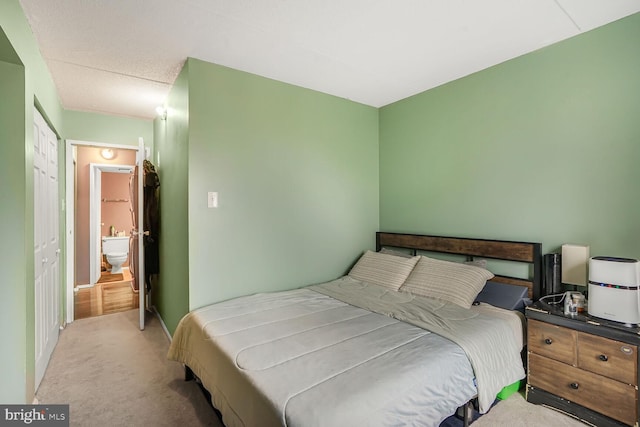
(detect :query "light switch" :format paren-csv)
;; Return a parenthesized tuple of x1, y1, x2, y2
(208, 192, 218, 208)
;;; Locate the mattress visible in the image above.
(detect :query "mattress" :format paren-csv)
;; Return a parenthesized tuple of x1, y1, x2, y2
(168, 276, 525, 426)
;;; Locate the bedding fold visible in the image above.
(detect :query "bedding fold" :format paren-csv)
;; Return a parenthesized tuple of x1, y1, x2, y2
(309, 276, 526, 413)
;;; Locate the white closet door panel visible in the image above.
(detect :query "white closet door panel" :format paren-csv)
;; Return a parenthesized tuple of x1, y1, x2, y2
(34, 108, 60, 391)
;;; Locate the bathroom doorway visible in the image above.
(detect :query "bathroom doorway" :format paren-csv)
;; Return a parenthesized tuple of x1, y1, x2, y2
(73, 161, 138, 320)
(89, 162, 134, 286)
(65, 140, 146, 326)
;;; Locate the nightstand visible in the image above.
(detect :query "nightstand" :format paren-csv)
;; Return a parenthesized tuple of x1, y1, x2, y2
(525, 301, 640, 427)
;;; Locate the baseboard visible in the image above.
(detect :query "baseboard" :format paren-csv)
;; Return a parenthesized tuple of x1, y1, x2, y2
(152, 306, 172, 342)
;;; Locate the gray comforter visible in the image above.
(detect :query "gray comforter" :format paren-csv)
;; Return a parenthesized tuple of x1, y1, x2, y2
(168, 276, 524, 426)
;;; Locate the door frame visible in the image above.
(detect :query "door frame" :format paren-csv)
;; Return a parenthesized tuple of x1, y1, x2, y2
(136, 137, 146, 330)
(88, 163, 135, 287)
(64, 139, 144, 324)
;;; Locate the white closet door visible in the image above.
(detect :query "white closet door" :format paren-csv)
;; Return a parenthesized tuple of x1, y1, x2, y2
(34, 108, 60, 390)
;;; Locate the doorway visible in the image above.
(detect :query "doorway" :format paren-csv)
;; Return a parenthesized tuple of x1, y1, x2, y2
(88, 162, 135, 286)
(65, 139, 146, 329)
(74, 161, 138, 320)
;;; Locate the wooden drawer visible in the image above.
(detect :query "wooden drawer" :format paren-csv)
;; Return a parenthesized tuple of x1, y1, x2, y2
(578, 332, 638, 385)
(529, 353, 637, 426)
(528, 319, 576, 365)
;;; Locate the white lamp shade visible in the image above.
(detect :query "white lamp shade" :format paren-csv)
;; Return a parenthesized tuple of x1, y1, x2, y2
(561, 244, 590, 286)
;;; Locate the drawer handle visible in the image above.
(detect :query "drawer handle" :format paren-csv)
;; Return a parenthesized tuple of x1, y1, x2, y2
(599, 354, 608, 362)
(544, 338, 553, 345)
(570, 382, 579, 390)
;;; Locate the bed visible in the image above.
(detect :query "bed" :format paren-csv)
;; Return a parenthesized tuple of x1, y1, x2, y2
(168, 232, 542, 427)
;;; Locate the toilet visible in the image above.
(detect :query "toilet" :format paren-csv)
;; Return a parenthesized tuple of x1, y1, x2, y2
(102, 236, 130, 274)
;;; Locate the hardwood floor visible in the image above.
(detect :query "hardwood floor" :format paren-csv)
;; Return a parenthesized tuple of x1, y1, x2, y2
(74, 269, 139, 320)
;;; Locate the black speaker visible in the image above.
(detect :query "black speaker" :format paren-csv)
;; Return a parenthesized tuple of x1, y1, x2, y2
(544, 253, 562, 295)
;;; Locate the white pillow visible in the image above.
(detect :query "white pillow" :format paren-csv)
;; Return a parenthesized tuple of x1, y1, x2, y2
(400, 256, 494, 308)
(348, 250, 419, 291)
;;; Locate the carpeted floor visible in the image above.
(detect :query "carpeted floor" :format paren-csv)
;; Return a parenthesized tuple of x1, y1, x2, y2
(472, 392, 586, 427)
(36, 309, 222, 427)
(36, 309, 587, 426)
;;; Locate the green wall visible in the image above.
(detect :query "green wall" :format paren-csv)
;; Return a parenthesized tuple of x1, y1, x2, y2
(154, 62, 190, 335)
(154, 59, 379, 329)
(64, 109, 153, 148)
(379, 13, 640, 263)
(0, 57, 27, 404)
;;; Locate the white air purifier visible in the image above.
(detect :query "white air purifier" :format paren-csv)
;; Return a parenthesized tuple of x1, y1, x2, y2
(588, 257, 640, 325)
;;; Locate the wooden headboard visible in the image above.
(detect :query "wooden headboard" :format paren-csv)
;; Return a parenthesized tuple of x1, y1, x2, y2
(376, 232, 543, 300)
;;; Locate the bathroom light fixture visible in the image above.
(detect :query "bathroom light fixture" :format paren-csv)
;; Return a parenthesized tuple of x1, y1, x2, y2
(156, 106, 167, 120)
(100, 148, 115, 160)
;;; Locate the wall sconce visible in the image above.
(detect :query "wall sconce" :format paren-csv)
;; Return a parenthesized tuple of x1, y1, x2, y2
(561, 243, 590, 286)
(100, 148, 115, 160)
(156, 106, 167, 120)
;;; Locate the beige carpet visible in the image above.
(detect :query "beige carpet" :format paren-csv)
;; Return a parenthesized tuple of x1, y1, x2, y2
(472, 392, 587, 427)
(36, 309, 222, 427)
(36, 309, 587, 427)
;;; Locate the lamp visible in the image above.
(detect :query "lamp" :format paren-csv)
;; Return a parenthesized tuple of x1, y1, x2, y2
(156, 106, 167, 120)
(561, 244, 590, 286)
(100, 148, 115, 160)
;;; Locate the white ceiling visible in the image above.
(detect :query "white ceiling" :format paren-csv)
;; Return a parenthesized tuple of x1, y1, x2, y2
(18, 0, 640, 120)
